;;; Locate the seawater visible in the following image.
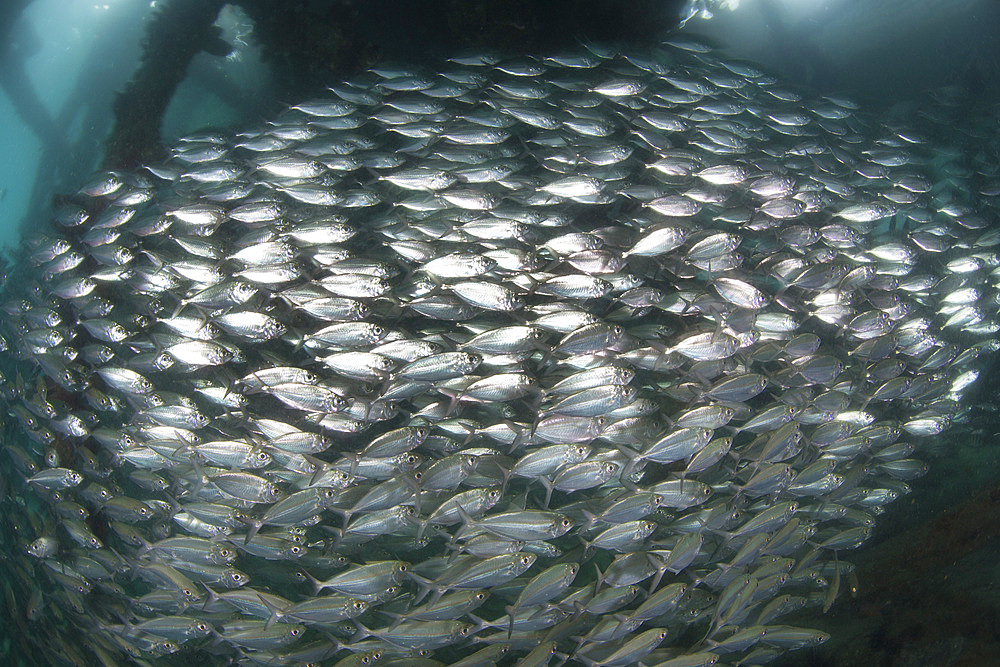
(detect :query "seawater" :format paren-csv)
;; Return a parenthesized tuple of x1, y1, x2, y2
(1, 1, 1000, 665)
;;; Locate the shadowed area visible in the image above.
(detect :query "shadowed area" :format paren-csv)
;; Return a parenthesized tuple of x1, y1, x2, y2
(102, 0, 688, 170)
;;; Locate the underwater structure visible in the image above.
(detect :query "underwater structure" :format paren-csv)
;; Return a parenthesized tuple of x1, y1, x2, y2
(105, 0, 690, 169)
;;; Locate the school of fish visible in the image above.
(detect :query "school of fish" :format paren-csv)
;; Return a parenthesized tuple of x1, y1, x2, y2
(0, 38, 997, 666)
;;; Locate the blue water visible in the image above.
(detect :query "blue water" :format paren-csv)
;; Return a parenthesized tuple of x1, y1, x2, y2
(0, 1, 272, 255)
(1, 1, 999, 664)
(0, 1, 148, 252)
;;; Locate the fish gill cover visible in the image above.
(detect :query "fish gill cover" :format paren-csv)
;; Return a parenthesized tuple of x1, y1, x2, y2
(1, 10, 1000, 667)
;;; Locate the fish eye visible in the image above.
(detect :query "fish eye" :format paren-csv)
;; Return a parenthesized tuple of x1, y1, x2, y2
(372, 326, 384, 336)
(397, 564, 407, 572)
(612, 325, 623, 335)
(416, 427, 429, 438)
(561, 519, 572, 527)
(197, 623, 208, 632)
(183, 588, 193, 597)
(596, 417, 606, 426)
(353, 601, 365, 610)
(291, 627, 303, 636)
(361, 658, 370, 665)
(289, 546, 303, 555)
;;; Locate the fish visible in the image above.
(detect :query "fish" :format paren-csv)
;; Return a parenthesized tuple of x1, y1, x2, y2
(1, 35, 998, 667)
